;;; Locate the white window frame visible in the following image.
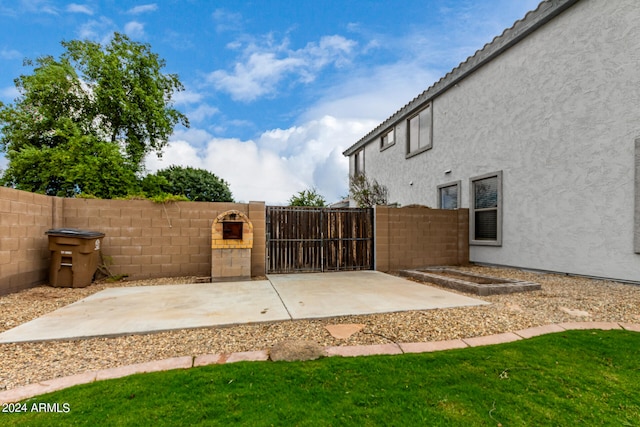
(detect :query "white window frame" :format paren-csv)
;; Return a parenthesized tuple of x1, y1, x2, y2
(470, 171, 503, 246)
(437, 180, 461, 210)
(380, 128, 395, 151)
(406, 103, 433, 158)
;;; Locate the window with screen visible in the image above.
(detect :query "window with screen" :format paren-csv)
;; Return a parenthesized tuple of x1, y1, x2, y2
(438, 181, 461, 210)
(406, 104, 432, 157)
(470, 171, 502, 246)
(380, 128, 395, 151)
(354, 149, 364, 176)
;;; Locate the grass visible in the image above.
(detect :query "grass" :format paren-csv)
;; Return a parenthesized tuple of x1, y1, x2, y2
(3, 330, 640, 426)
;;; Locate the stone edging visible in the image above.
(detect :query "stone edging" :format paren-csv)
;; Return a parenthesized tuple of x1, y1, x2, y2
(2, 321, 638, 404)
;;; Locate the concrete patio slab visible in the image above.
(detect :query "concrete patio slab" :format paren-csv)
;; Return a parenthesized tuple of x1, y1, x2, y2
(268, 271, 489, 319)
(0, 280, 290, 343)
(0, 271, 489, 344)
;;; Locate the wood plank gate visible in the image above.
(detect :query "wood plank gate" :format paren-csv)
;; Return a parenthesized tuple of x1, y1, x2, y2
(266, 206, 374, 273)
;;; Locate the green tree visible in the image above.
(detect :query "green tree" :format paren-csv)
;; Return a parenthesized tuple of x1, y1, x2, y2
(349, 173, 389, 208)
(288, 188, 327, 207)
(1, 124, 137, 198)
(0, 33, 188, 197)
(142, 166, 234, 202)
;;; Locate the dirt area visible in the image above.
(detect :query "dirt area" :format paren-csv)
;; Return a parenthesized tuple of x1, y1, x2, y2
(1, 266, 640, 391)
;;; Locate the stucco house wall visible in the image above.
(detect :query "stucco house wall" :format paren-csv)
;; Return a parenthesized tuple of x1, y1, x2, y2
(345, 0, 640, 283)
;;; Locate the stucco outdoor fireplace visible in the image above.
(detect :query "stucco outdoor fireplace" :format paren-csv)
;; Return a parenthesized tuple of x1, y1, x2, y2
(211, 210, 253, 281)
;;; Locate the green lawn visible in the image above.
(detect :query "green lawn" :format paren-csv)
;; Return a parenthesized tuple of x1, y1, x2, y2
(3, 330, 640, 426)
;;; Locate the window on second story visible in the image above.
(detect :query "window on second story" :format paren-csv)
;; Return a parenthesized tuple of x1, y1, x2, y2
(406, 103, 432, 158)
(380, 128, 395, 151)
(354, 149, 364, 176)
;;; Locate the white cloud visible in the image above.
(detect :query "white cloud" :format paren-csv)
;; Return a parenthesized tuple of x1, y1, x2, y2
(207, 34, 357, 102)
(146, 114, 375, 204)
(0, 49, 21, 60)
(163, 30, 194, 51)
(127, 4, 157, 15)
(0, 86, 20, 102)
(146, 140, 203, 170)
(18, 0, 58, 15)
(171, 89, 203, 106)
(78, 16, 116, 41)
(212, 9, 243, 33)
(170, 128, 214, 147)
(187, 104, 219, 123)
(146, 137, 299, 203)
(148, 34, 444, 205)
(124, 21, 145, 38)
(171, 89, 219, 124)
(210, 119, 254, 136)
(304, 35, 357, 70)
(66, 3, 93, 15)
(207, 52, 303, 102)
(204, 138, 300, 203)
(301, 61, 440, 122)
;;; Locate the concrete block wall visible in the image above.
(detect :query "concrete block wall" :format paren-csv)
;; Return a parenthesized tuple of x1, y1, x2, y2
(248, 202, 266, 277)
(374, 206, 469, 271)
(62, 198, 266, 280)
(0, 187, 267, 295)
(0, 187, 59, 295)
(211, 248, 252, 281)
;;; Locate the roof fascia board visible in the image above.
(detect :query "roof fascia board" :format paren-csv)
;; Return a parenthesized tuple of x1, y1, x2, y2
(343, 0, 580, 157)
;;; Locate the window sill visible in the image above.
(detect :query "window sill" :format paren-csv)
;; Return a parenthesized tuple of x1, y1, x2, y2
(380, 142, 395, 152)
(470, 239, 502, 247)
(405, 145, 432, 159)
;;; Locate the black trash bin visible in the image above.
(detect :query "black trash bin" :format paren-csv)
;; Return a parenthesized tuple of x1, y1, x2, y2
(46, 228, 105, 288)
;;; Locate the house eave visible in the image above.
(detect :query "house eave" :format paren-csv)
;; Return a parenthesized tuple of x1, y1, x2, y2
(342, 0, 581, 157)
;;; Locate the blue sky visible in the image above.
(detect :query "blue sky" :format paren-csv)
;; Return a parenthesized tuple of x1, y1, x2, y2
(0, 0, 541, 204)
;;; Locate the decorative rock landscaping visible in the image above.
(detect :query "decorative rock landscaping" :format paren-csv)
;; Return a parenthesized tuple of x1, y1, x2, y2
(1, 265, 640, 401)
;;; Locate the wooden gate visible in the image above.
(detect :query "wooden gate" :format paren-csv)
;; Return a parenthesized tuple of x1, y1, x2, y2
(266, 206, 373, 273)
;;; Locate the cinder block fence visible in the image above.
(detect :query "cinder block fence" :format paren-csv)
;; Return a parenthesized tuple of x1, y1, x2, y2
(1, 187, 469, 296)
(374, 206, 469, 271)
(0, 186, 265, 295)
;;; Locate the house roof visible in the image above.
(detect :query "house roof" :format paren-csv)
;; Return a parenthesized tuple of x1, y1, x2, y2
(342, 0, 580, 157)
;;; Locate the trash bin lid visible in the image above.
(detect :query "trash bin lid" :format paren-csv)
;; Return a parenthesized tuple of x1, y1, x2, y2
(45, 228, 105, 238)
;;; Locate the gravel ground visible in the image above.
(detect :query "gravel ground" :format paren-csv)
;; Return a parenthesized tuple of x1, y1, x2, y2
(1, 266, 639, 391)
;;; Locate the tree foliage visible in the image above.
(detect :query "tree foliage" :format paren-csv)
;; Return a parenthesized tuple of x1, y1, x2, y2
(62, 33, 188, 170)
(0, 33, 189, 197)
(288, 188, 327, 207)
(142, 166, 234, 202)
(349, 173, 389, 208)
